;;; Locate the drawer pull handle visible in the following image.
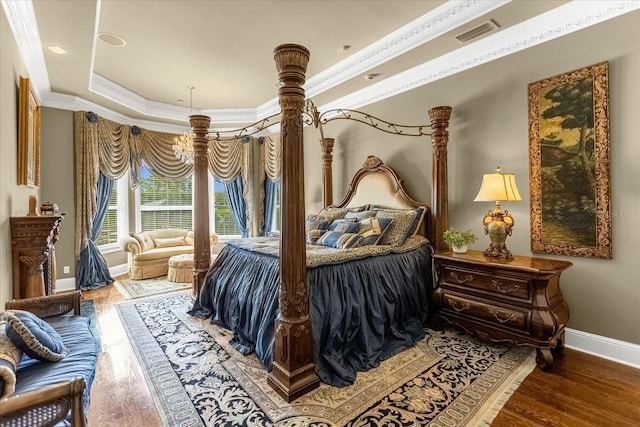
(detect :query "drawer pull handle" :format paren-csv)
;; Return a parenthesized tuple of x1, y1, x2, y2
(492, 279, 521, 294)
(489, 308, 516, 324)
(449, 300, 471, 312)
(449, 272, 474, 284)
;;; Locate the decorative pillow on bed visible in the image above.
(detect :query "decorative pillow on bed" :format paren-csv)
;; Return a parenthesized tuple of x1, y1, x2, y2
(371, 206, 426, 237)
(344, 210, 376, 221)
(0, 320, 23, 398)
(317, 231, 363, 249)
(3, 310, 68, 362)
(154, 236, 186, 248)
(374, 208, 421, 246)
(327, 219, 360, 233)
(306, 215, 331, 244)
(317, 207, 348, 221)
(357, 217, 394, 245)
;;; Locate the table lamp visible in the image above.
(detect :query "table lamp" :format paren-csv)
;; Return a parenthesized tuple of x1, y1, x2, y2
(474, 167, 522, 259)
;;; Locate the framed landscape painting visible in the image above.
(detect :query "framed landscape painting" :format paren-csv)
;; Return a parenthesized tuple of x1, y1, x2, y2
(528, 62, 611, 259)
(18, 76, 41, 188)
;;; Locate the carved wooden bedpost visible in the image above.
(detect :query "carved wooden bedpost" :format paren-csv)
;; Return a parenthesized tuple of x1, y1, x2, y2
(429, 106, 452, 252)
(321, 137, 335, 208)
(267, 44, 320, 402)
(190, 114, 212, 296)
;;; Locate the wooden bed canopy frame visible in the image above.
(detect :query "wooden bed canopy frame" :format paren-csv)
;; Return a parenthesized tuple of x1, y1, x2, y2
(187, 44, 451, 401)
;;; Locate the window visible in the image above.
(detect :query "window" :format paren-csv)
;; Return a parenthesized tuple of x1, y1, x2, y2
(211, 177, 241, 238)
(96, 165, 247, 252)
(135, 166, 241, 239)
(272, 182, 281, 232)
(137, 166, 193, 231)
(96, 175, 128, 250)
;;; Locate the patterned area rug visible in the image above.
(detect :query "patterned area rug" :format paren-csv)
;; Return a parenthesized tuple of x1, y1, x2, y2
(116, 292, 536, 427)
(114, 277, 192, 299)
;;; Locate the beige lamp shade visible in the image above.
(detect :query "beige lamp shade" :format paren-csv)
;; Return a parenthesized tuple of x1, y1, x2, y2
(474, 168, 522, 202)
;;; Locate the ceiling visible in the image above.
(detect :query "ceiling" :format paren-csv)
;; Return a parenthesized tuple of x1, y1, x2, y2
(5, 1, 638, 132)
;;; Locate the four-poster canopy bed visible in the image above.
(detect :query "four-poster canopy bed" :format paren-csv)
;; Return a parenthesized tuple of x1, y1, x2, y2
(187, 44, 452, 402)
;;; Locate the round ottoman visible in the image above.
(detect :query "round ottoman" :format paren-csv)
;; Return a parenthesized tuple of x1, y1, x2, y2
(167, 253, 219, 283)
(167, 254, 194, 283)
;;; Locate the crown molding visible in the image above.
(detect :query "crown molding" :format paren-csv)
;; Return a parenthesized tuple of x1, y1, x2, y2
(85, 0, 508, 123)
(319, 0, 640, 112)
(1, 0, 49, 101)
(300, 0, 510, 100)
(7, 0, 640, 132)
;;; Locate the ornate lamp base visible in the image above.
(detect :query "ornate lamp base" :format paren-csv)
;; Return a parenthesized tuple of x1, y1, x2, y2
(482, 209, 515, 259)
(483, 244, 513, 259)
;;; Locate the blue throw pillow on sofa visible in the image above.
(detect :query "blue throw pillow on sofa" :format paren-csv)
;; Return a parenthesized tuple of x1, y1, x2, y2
(3, 310, 68, 362)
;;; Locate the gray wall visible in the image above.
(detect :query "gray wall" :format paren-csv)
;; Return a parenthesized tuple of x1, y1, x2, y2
(39, 108, 76, 280)
(1, 9, 33, 306)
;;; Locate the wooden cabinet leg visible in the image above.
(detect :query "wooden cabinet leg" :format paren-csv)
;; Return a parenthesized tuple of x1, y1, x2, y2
(536, 347, 554, 370)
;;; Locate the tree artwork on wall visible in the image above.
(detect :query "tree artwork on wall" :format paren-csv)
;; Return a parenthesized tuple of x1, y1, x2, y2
(528, 61, 611, 259)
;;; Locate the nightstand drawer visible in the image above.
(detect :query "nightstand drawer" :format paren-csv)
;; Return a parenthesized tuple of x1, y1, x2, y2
(442, 293, 531, 332)
(442, 266, 530, 300)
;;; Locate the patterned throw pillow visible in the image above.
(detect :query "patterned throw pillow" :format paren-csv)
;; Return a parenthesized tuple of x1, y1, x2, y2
(344, 210, 376, 221)
(374, 209, 420, 246)
(0, 321, 23, 398)
(357, 217, 394, 245)
(317, 207, 348, 222)
(327, 219, 359, 233)
(306, 215, 331, 244)
(317, 231, 363, 249)
(3, 310, 68, 362)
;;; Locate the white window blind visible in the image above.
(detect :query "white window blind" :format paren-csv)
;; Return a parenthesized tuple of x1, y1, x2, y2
(139, 166, 192, 232)
(96, 184, 118, 246)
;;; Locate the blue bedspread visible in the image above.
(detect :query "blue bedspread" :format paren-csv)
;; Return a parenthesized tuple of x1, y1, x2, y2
(189, 236, 432, 386)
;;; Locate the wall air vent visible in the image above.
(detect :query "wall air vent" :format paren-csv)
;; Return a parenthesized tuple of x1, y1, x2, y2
(455, 20, 500, 44)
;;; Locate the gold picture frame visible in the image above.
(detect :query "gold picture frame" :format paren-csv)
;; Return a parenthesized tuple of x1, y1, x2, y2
(528, 62, 611, 259)
(18, 76, 41, 188)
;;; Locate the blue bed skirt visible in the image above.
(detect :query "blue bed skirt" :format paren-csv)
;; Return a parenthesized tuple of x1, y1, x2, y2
(189, 241, 432, 386)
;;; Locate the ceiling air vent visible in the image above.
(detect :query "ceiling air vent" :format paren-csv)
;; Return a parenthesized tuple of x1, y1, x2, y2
(455, 20, 500, 44)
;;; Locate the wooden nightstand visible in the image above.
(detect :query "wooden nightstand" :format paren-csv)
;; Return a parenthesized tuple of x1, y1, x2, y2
(432, 250, 572, 370)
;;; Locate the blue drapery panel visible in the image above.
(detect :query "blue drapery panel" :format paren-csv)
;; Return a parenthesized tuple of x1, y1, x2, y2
(76, 172, 114, 290)
(224, 176, 248, 238)
(261, 178, 279, 236)
(260, 135, 280, 237)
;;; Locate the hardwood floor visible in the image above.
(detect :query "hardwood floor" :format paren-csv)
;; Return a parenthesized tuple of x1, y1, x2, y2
(83, 284, 640, 426)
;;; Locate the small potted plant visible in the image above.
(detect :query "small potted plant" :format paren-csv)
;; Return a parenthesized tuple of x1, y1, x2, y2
(443, 228, 477, 254)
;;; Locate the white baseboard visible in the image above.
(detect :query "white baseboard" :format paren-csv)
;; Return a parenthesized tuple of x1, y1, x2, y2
(109, 263, 128, 277)
(54, 277, 76, 292)
(55, 268, 639, 370)
(565, 328, 640, 369)
(53, 264, 128, 293)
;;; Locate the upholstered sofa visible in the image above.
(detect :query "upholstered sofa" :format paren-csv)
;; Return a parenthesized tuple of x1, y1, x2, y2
(0, 291, 98, 426)
(120, 228, 219, 280)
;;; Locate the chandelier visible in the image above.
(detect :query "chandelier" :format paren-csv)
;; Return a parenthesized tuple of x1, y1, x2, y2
(173, 85, 196, 164)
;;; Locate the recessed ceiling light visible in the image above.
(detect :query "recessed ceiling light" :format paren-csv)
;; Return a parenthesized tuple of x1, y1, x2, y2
(98, 32, 126, 47)
(47, 45, 67, 55)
